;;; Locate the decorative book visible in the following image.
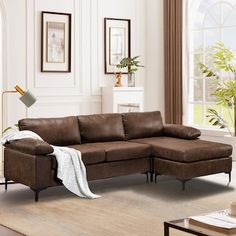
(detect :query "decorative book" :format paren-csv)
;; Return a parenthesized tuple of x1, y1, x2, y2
(189, 210, 236, 235)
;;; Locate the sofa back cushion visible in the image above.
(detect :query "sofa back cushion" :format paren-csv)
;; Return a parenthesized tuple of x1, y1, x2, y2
(19, 116, 81, 145)
(78, 113, 125, 143)
(122, 111, 163, 140)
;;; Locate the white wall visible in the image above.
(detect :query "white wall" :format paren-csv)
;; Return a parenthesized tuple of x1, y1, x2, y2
(2, 0, 148, 128)
(145, 0, 165, 117)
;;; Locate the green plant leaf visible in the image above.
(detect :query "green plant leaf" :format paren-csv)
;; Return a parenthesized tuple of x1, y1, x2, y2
(2, 124, 19, 134)
(197, 41, 236, 136)
(206, 108, 228, 130)
(116, 56, 144, 74)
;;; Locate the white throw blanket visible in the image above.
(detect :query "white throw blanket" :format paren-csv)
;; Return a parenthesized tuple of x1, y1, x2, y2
(1, 130, 100, 199)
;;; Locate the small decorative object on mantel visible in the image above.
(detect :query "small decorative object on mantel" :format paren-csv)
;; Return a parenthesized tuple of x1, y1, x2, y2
(114, 72, 122, 87)
(116, 56, 144, 87)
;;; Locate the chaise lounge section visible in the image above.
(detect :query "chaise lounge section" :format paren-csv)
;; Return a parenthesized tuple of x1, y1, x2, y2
(3, 111, 233, 201)
(131, 137, 232, 189)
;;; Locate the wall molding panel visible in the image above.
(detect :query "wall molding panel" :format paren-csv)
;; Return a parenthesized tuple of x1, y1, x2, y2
(74, 0, 83, 95)
(1, 0, 8, 90)
(91, 97, 102, 114)
(0, 0, 8, 169)
(3, 0, 147, 123)
(28, 99, 84, 118)
(90, 0, 100, 96)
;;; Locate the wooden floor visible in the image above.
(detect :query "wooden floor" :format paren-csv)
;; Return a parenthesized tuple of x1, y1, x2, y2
(0, 182, 23, 236)
(0, 225, 23, 236)
(0, 167, 235, 236)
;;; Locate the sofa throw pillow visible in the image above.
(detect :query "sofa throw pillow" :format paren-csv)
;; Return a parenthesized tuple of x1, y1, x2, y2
(163, 124, 201, 140)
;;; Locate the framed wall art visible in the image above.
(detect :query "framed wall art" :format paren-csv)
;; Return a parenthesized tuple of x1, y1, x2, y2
(41, 11, 71, 72)
(104, 18, 131, 74)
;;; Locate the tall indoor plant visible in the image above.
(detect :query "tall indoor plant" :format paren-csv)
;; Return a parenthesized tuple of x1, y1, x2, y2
(116, 56, 144, 87)
(199, 42, 236, 136)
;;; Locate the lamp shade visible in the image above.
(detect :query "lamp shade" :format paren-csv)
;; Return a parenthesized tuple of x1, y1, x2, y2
(19, 90, 37, 107)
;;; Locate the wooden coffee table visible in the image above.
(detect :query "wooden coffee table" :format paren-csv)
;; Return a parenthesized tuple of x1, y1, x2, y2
(164, 218, 236, 236)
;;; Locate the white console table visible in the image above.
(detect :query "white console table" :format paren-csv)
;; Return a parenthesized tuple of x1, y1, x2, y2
(102, 87, 144, 113)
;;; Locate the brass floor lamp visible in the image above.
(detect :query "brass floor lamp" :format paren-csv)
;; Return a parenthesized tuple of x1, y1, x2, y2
(1, 85, 37, 182)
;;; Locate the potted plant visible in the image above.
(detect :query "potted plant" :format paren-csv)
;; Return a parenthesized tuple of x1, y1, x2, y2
(199, 42, 236, 137)
(116, 56, 144, 87)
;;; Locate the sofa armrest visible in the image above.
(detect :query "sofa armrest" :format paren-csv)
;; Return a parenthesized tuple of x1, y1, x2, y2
(163, 124, 201, 140)
(4, 138, 54, 155)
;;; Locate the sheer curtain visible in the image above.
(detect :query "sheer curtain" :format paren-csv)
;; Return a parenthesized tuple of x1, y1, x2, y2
(164, 0, 183, 124)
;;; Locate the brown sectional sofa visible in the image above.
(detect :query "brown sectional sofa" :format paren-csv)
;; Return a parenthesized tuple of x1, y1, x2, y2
(3, 111, 233, 201)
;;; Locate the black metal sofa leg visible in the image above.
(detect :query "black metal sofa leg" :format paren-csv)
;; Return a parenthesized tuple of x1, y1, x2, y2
(141, 172, 150, 182)
(150, 172, 154, 182)
(154, 173, 160, 183)
(5, 178, 8, 191)
(180, 179, 190, 191)
(145, 172, 149, 182)
(150, 157, 154, 182)
(228, 172, 231, 183)
(226, 172, 231, 183)
(181, 180, 186, 191)
(30, 188, 47, 202)
(149, 172, 152, 182)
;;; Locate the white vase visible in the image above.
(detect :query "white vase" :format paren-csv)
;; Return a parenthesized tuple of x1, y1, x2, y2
(128, 73, 135, 87)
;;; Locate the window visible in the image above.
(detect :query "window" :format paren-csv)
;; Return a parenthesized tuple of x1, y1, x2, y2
(187, 0, 236, 129)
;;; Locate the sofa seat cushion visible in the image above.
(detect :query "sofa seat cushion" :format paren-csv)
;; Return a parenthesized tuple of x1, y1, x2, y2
(68, 144, 106, 165)
(130, 137, 232, 163)
(90, 141, 151, 162)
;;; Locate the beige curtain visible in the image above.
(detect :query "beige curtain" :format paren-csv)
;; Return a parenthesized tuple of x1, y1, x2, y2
(164, 0, 183, 124)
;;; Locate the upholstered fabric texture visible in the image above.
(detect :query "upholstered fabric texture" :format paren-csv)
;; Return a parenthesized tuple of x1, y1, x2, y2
(122, 111, 163, 140)
(5, 111, 232, 197)
(163, 124, 201, 140)
(78, 113, 125, 143)
(86, 158, 150, 181)
(154, 157, 232, 180)
(4, 146, 149, 188)
(130, 137, 232, 162)
(19, 116, 81, 145)
(89, 141, 151, 162)
(5, 138, 53, 155)
(69, 144, 106, 165)
(4, 148, 59, 189)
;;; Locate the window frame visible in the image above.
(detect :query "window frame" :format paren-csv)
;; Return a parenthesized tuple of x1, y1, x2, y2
(185, 0, 236, 134)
